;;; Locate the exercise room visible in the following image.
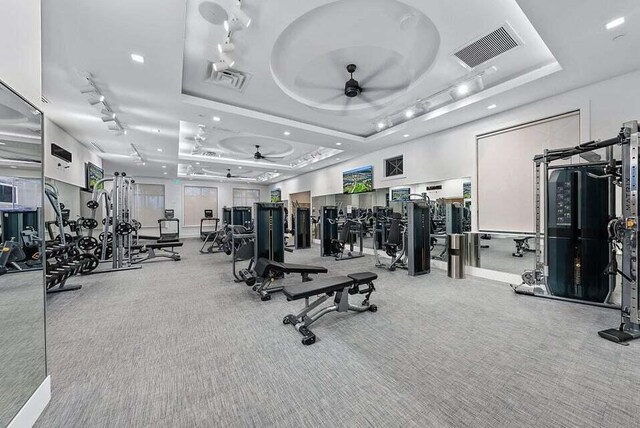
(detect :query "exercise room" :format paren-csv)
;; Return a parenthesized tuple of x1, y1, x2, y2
(1, 1, 640, 427)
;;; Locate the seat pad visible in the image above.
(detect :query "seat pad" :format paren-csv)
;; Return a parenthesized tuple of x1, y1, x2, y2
(283, 276, 353, 300)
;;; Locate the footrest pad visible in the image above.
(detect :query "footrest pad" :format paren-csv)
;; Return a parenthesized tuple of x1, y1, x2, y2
(347, 272, 378, 284)
(283, 276, 352, 300)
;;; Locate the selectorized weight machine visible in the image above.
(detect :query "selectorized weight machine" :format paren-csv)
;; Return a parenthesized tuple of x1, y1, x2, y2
(514, 120, 640, 343)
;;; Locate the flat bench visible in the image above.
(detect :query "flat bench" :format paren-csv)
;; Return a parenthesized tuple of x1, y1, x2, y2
(242, 257, 327, 301)
(512, 236, 534, 258)
(131, 241, 182, 263)
(282, 271, 378, 345)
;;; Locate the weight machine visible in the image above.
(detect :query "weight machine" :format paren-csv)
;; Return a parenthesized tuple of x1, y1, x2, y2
(84, 171, 141, 274)
(513, 121, 640, 343)
(373, 195, 431, 275)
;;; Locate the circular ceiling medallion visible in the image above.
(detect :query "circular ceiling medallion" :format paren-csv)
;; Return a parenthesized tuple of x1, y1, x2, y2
(270, 0, 440, 112)
(0, 103, 27, 123)
(217, 136, 295, 158)
(199, 1, 228, 26)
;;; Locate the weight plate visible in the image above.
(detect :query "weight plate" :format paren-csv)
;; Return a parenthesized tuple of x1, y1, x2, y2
(99, 231, 113, 243)
(87, 200, 99, 209)
(82, 218, 99, 229)
(77, 236, 98, 251)
(116, 221, 133, 235)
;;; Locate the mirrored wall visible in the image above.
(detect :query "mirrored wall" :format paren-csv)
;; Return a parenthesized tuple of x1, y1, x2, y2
(0, 81, 46, 426)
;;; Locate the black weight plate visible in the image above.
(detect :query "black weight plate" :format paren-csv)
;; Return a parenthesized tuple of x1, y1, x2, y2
(87, 200, 99, 209)
(77, 236, 98, 250)
(99, 232, 113, 243)
(82, 218, 99, 229)
(94, 245, 113, 260)
(116, 221, 133, 235)
(77, 254, 100, 274)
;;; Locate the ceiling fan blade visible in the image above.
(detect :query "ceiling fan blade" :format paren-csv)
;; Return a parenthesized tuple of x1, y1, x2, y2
(296, 79, 341, 91)
(338, 96, 354, 115)
(359, 57, 398, 86)
(318, 92, 345, 104)
(358, 93, 386, 110)
(364, 83, 407, 92)
(258, 157, 276, 163)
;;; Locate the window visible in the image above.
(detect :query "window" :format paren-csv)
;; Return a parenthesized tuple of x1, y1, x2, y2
(134, 184, 165, 229)
(385, 155, 403, 177)
(184, 186, 218, 226)
(233, 188, 260, 208)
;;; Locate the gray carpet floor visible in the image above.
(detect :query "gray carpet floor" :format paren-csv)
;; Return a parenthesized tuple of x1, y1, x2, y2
(35, 239, 640, 427)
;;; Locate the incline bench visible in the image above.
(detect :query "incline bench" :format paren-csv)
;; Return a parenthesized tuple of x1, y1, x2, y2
(131, 241, 182, 264)
(241, 257, 327, 301)
(283, 272, 378, 345)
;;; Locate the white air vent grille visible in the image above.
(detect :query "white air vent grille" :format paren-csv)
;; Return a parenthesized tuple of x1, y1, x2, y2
(454, 25, 520, 69)
(206, 65, 251, 92)
(202, 151, 219, 157)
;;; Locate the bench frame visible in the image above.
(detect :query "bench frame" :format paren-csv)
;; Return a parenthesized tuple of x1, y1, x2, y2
(283, 275, 377, 345)
(132, 243, 182, 264)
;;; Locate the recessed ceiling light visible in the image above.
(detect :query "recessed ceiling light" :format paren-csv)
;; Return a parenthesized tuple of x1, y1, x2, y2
(283, 131, 291, 136)
(99, 95, 105, 102)
(606, 17, 625, 30)
(335, 142, 342, 146)
(456, 84, 469, 96)
(196, 162, 200, 165)
(0, 142, 6, 145)
(213, 116, 221, 122)
(336, 158, 340, 161)
(238, 166, 242, 169)
(405, 109, 415, 119)
(487, 104, 497, 110)
(403, 134, 410, 138)
(10, 165, 17, 169)
(123, 130, 128, 135)
(377, 121, 386, 129)
(130, 53, 144, 63)
(164, 172, 168, 175)
(162, 165, 166, 168)
(142, 162, 146, 166)
(157, 148, 163, 152)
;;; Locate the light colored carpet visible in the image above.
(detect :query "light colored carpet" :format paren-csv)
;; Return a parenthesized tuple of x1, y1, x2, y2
(35, 239, 640, 427)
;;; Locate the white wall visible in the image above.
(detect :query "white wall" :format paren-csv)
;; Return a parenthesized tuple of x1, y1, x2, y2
(0, 0, 41, 106)
(127, 176, 270, 238)
(44, 119, 103, 188)
(273, 68, 640, 231)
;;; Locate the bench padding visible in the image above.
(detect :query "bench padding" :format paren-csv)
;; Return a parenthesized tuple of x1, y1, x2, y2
(254, 258, 327, 278)
(132, 242, 183, 250)
(347, 272, 378, 284)
(283, 276, 353, 300)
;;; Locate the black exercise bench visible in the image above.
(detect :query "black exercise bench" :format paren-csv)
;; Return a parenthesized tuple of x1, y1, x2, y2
(242, 257, 327, 301)
(512, 236, 534, 257)
(131, 242, 182, 264)
(282, 271, 378, 345)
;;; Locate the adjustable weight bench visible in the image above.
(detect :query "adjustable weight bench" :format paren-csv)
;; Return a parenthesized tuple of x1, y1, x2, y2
(242, 257, 327, 301)
(282, 272, 378, 345)
(132, 242, 182, 264)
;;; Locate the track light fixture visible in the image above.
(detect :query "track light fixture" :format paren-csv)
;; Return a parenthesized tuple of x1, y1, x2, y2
(213, 52, 235, 72)
(224, 7, 251, 31)
(217, 38, 235, 53)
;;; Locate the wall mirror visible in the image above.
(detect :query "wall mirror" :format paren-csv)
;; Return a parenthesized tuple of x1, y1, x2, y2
(0, 81, 46, 426)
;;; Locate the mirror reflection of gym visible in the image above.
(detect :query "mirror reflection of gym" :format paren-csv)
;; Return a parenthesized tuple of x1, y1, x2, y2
(0, 82, 46, 427)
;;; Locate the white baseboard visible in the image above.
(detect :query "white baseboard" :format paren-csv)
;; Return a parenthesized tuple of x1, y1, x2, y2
(8, 376, 51, 428)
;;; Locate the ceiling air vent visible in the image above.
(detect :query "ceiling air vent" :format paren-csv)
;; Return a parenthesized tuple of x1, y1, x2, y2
(453, 24, 520, 69)
(206, 65, 251, 92)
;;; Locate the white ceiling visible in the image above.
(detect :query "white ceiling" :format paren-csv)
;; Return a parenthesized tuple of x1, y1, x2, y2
(40, 0, 640, 183)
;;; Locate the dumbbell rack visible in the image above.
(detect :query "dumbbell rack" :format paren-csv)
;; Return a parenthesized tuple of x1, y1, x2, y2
(45, 241, 99, 293)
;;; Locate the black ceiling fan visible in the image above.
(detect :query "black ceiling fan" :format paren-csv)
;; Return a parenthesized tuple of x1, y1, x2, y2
(296, 61, 408, 109)
(225, 168, 239, 179)
(252, 145, 285, 162)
